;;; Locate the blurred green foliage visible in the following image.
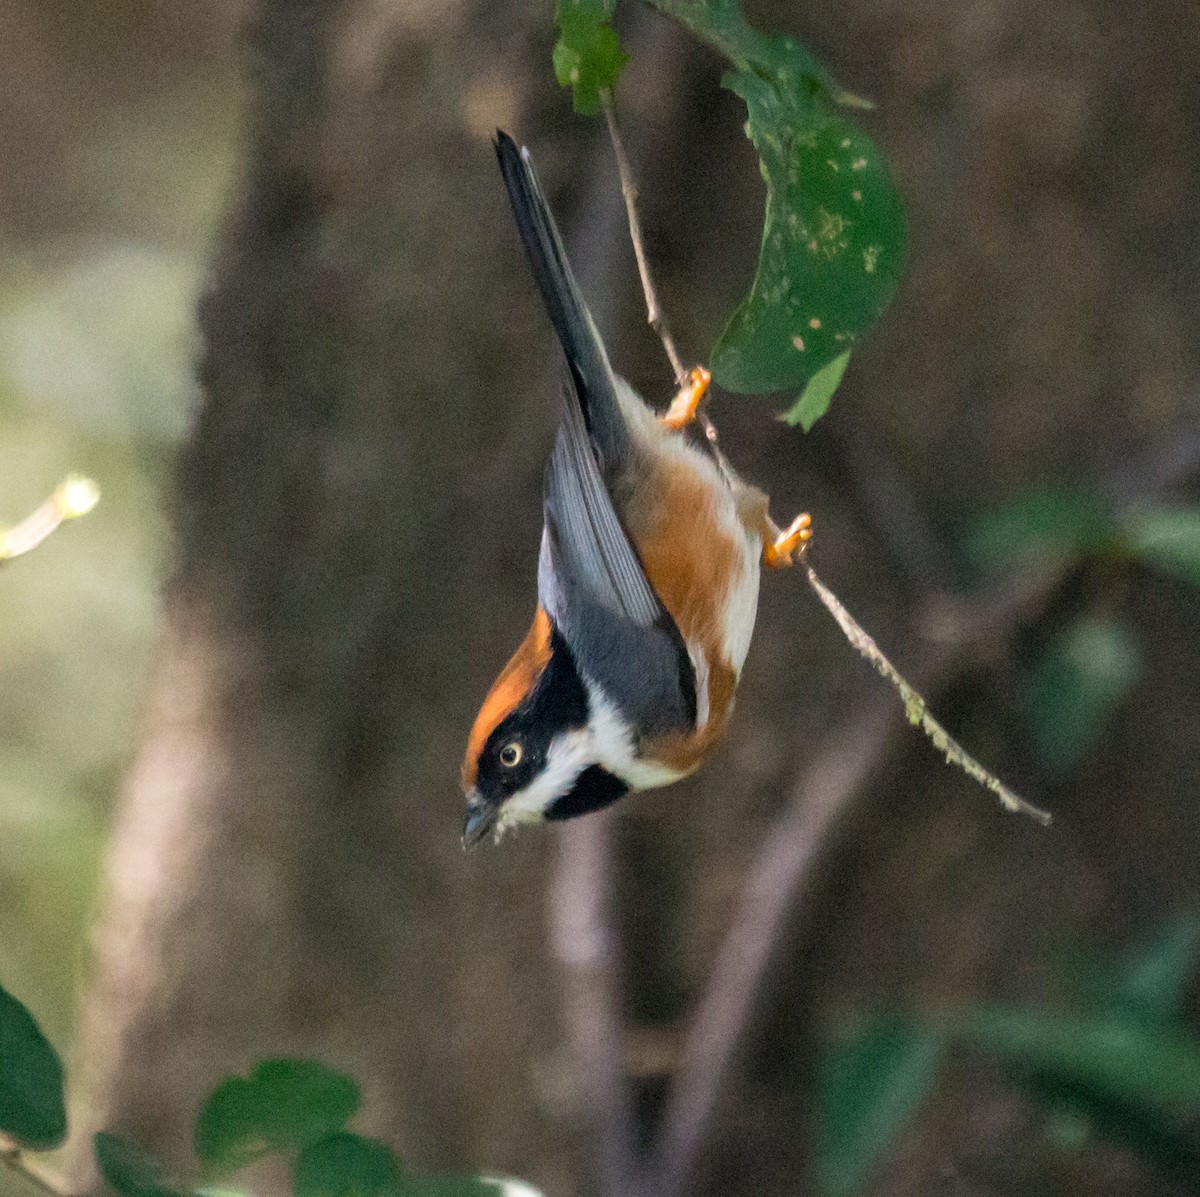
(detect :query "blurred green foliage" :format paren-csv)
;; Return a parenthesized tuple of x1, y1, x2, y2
(1123, 507, 1200, 589)
(1022, 617, 1141, 772)
(293, 1133, 406, 1197)
(956, 917, 1200, 1187)
(960, 1008, 1200, 1112)
(96, 1132, 187, 1197)
(966, 485, 1200, 771)
(0, 982, 67, 1150)
(818, 1019, 945, 1197)
(196, 1059, 361, 1175)
(0, 983, 541, 1197)
(817, 916, 1200, 1195)
(966, 486, 1117, 574)
(0, 60, 241, 1058)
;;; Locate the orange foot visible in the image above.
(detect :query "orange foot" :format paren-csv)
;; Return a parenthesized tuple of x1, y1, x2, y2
(660, 366, 711, 430)
(762, 512, 812, 568)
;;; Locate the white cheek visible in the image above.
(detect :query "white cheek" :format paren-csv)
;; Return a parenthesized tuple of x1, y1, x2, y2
(498, 730, 592, 829)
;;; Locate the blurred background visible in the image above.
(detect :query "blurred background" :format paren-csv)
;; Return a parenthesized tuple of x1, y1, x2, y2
(1, 1, 1198, 1196)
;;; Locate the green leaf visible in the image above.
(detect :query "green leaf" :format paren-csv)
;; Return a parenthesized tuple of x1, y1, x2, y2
(292, 1133, 404, 1197)
(0, 983, 67, 1150)
(966, 486, 1117, 574)
(784, 350, 850, 430)
(1053, 917, 1200, 1039)
(959, 1007, 1200, 1112)
(649, 0, 868, 110)
(1123, 507, 1200, 589)
(194, 1058, 359, 1173)
(1114, 914, 1200, 1027)
(553, 0, 629, 115)
(94, 1132, 186, 1197)
(711, 103, 906, 394)
(818, 1019, 945, 1197)
(1023, 617, 1141, 772)
(646, 0, 905, 397)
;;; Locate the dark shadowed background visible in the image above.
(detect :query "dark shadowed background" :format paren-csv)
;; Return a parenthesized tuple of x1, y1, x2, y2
(1, 0, 1198, 1195)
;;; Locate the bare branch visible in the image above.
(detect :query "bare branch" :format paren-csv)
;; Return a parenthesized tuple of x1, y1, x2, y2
(551, 813, 640, 1197)
(803, 563, 1051, 825)
(601, 97, 687, 386)
(0, 1147, 70, 1197)
(0, 477, 100, 564)
(643, 691, 898, 1197)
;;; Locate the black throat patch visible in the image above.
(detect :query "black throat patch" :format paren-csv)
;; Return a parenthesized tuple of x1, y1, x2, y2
(545, 764, 628, 821)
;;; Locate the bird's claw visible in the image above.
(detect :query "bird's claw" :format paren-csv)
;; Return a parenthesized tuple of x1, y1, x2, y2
(763, 512, 812, 568)
(660, 366, 711, 430)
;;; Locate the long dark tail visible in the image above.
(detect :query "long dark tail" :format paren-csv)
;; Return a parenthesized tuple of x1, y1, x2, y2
(494, 130, 629, 464)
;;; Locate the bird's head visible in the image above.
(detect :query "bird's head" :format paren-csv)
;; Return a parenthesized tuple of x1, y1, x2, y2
(461, 607, 628, 847)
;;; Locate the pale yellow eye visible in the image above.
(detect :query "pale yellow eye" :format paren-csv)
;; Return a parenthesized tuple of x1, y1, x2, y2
(499, 742, 523, 768)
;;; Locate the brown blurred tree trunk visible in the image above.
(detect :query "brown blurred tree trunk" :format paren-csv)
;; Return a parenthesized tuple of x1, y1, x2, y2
(70, 0, 588, 1190)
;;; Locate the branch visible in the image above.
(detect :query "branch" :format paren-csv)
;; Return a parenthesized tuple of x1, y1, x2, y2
(0, 477, 100, 564)
(551, 813, 640, 1197)
(644, 692, 896, 1197)
(0, 1148, 69, 1197)
(803, 564, 1051, 825)
(602, 97, 686, 385)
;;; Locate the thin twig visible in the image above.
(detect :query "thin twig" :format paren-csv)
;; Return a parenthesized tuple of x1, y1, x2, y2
(601, 98, 721, 450)
(551, 813, 640, 1197)
(601, 96, 687, 386)
(642, 692, 898, 1197)
(0, 1148, 68, 1197)
(803, 563, 1051, 825)
(0, 477, 100, 564)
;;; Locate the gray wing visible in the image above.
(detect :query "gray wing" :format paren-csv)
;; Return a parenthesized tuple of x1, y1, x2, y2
(539, 380, 697, 737)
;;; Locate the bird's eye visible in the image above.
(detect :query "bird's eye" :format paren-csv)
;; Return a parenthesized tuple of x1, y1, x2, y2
(499, 742, 523, 768)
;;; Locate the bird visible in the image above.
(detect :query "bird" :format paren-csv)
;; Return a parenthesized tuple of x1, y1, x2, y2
(461, 131, 811, 848)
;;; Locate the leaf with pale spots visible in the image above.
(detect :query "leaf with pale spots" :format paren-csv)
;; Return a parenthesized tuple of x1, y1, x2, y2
(710, 93, 906, 395)
(645, 4, 904, 404)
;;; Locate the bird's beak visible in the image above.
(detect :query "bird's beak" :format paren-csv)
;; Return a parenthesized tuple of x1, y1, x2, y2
(462, 790, 498, 850)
